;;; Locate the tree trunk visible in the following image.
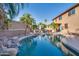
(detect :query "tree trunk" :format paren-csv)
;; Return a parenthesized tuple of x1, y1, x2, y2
(0, 4, 6, 30)
(25, 24, 29, 35)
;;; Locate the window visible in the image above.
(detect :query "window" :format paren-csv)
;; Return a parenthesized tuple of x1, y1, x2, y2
(59, 24, 62, 31)
(72, 9, 75, 14)
(59, 16, 62, 20)
(68, 9, 75, 16)
(65, 23, 68, 29)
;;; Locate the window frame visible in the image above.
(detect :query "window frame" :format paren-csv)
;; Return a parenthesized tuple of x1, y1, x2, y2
(68, 9, 75, 16)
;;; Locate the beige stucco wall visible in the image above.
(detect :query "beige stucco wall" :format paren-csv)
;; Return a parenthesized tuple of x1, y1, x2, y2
(61, 6, 79, 35)
(54, 6, 79, 35)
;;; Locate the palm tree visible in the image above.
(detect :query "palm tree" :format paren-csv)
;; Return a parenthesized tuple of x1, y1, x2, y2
(44, 19, 48, 28)
(4, 18, 12, 30)
(44, 19, 47, 23)
(52, 22, 58, 32)
(31, 19, 37, 30)
(32, 25, 37, 30)
(38, 22, 46, 32)
(0, 3, 24, 19)
(20, 13, 35, 35)
(0, 3, 24, 30)
(0, 4, 6, 30)
(49, 23, 54, 28)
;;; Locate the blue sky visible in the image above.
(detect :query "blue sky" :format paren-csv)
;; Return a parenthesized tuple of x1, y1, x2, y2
(14, 3, 75, 24)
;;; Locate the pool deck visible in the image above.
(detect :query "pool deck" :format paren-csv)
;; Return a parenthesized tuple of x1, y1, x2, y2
(61, 35, 79, 55)
(0, 32, 40, 56)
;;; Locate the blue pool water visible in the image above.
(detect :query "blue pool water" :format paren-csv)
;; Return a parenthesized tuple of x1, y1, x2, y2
(17, 35, 64, 56)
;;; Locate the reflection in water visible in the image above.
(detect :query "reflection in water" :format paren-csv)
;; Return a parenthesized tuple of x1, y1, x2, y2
(51, 35, 77, 56)
(17, 36, 37, 56)
(17, 34, 64, 56)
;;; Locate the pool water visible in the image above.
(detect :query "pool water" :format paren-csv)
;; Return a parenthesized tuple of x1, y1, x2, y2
(17, 35, 65, 56)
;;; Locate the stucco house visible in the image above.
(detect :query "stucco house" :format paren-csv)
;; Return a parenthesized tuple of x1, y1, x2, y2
(52, 4, 79, 36)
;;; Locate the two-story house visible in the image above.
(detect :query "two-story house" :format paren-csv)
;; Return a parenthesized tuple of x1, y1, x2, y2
(53, 4, 79, 36)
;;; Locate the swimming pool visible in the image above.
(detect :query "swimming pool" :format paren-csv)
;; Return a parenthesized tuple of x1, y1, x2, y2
(17, 34, 65, 56)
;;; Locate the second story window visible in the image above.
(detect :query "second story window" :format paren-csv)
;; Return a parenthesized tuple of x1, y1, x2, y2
(68, 9, 75, 16)
(59, 16, 62, 20)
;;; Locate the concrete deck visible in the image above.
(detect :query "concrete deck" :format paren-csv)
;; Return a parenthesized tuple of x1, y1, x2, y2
(61, 35, 79, 54)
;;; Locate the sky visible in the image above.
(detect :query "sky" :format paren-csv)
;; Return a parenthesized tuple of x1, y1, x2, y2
(14, 3, 75, 24)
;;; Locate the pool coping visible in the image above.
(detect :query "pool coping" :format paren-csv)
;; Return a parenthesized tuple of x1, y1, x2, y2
(61, 38, 79, 56)
(19, 35, 34, 41)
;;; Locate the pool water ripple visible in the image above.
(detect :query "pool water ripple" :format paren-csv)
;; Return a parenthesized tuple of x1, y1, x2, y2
(17, 35, 64, 56)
